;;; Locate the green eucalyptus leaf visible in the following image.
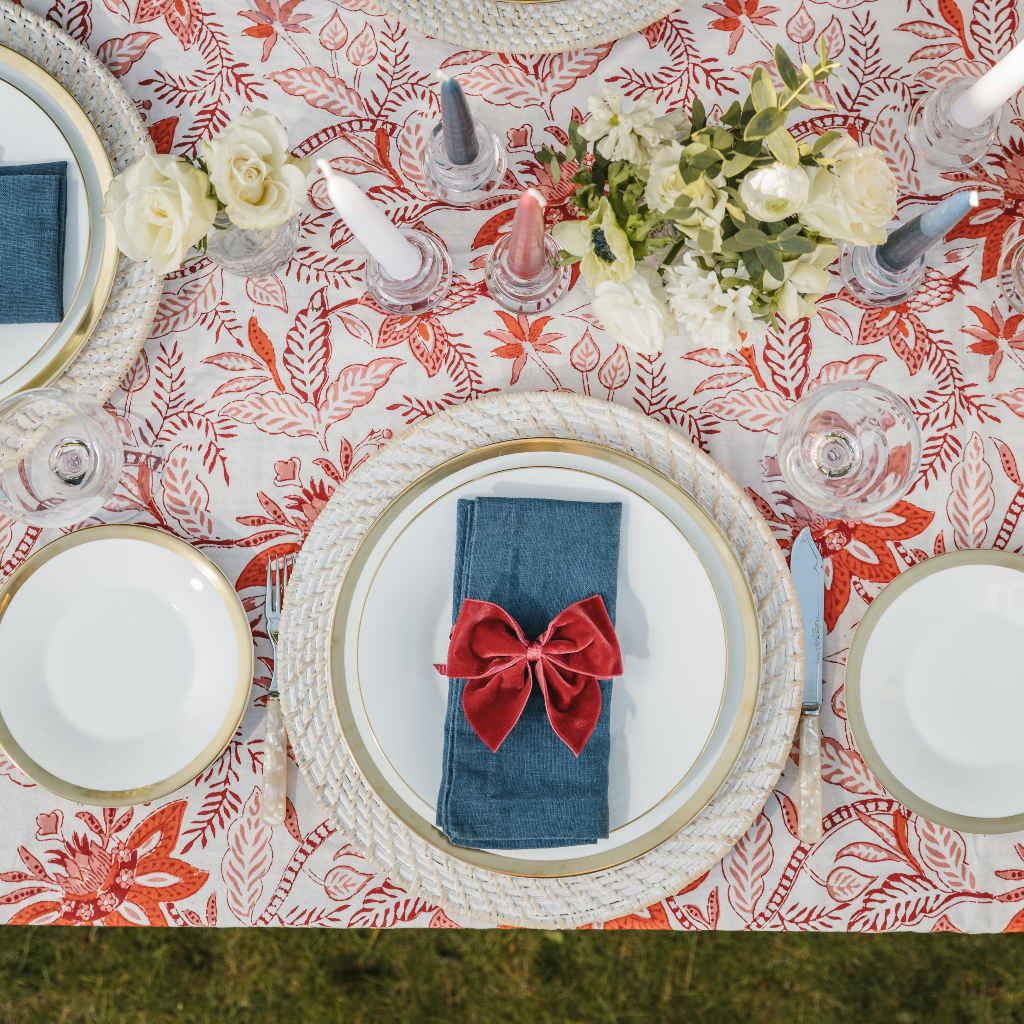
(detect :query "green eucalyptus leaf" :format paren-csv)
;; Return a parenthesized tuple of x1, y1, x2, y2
(740, 248, 763, 280)
(722, 151, 755, 177)
(766, 126, 799, 167)
(779, 236, 818, 254)
(812, 129, 842, 155)
(697, 227, 717, 253)
(750, 67, 778, 111)
(723, 100, 743, 127)
(712, 128, 735, 150)
(775, 45, 800, 91)
(691, 96, 706, 132)
(756, 244, 785, 281)
(744, 107, 787, 141)
(551, 158, 561, 186)
(689, 149, 722, 170)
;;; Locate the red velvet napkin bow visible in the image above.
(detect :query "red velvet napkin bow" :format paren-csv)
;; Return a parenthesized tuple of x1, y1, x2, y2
(442, 595, 622, 756)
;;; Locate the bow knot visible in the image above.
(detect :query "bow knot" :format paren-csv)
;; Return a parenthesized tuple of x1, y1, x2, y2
(444, 595, 623, 756)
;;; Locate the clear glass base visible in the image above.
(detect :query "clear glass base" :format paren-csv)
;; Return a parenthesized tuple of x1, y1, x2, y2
(421, 120, 507, 207)
(205, 213, 300, 278)
(908, 78, 999, 170)
(484, 233, 569, 313)
(999, 228, 1024, 314)
(839, 241, 927, 308)
(366, 229, 452, 314)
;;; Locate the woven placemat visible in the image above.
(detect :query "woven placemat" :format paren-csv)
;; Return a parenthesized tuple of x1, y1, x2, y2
(375, 0, 685, 54)
(0, 0, 161, 403)
(278, 393, 803, 928)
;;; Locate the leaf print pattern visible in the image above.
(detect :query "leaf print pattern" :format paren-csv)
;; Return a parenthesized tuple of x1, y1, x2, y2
(3, 0, 1024, 933)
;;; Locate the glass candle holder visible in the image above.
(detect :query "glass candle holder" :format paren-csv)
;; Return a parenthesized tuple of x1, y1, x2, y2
(998, 223, 1024, 314)
(908, 77, 1000, 171)
(365, 228, 452, 314)
(838, 239, 928, 308)
(0, 388, 124, 527)
(485, 233, 569, 314)
(420, 121, 507, 207)
(777, 382, 921, 520)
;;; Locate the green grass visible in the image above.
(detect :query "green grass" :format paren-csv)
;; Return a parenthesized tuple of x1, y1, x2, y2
(1, 928, 1024, 1024)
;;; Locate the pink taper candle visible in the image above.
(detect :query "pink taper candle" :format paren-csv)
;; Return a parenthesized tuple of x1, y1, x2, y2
(505, 189, 548, 279)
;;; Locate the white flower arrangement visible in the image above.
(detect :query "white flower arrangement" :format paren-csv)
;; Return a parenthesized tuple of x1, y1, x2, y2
(538, 42, 898, 355)
(101, 109, 310, 273)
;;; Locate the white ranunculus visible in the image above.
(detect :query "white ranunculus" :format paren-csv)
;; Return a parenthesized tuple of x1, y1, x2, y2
(202, 109, 309, 231)
(739, 161, 809, 223)
(592, 263, 676, 355)
(798, 135, 897, 246)
(100, 154, 217, 274)
(646, 141, 685, 214)
(664, 252, 767, 353)
(579, 89, 687, 164)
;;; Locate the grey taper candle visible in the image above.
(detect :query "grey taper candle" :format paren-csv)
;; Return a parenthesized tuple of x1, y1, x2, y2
(875, 191, 980, 272)
(440, 74, 479, 166)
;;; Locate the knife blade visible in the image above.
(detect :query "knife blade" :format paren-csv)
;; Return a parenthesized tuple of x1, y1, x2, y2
(791, 527, 825, 844)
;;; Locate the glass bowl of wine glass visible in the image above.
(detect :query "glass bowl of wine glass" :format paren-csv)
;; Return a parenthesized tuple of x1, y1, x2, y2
(0, 388, 123, 527)
(777, 381, 921, 520)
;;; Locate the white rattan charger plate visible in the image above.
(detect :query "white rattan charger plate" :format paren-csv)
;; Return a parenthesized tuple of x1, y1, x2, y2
(374, 0, 686, 54)
(279, 394, 803, 928)
(0, 0, 162, 402)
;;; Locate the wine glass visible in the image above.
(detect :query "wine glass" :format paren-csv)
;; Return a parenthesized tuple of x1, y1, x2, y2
(0, 388, 124, 527)
(998, 222, 1024, 314)
(777, 382, 921, 520)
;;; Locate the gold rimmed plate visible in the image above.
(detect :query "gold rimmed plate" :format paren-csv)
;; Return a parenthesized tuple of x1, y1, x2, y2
(0, 44, 118, 399)
(328, 438, 761, 877)
(847, 549, 1024, 834)
(0, 525, 253, 805)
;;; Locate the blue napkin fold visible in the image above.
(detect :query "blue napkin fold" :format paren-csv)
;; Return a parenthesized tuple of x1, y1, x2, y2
(436, 496, 622, 850)
(0, 161, 67, 324)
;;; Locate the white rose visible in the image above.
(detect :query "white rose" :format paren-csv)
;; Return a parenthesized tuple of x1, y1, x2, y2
(202, 109, 309, 231)
(739, 161, 809, 223)
(798, 135, 897, 246)
(100, 154, 217, 274)
(763, 244, 838, 320)
(664, 252, 767, 353)
(592, 263, 676, 355)
(646, 141, 685, 214)
(579, 90, 688, 164)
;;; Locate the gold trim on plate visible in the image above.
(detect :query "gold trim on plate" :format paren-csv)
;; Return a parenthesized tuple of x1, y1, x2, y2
(329, 438, 761, 877)
(0, 525, 254, 806)
(846, 548, 1024, 834)
(0, 44, 118, 394)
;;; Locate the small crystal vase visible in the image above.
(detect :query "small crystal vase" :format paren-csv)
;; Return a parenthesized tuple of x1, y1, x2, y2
(420, 121, 507, 207)
(204, 212, 300, 277)
(908, 78, 1000, 170)
(999, 223, 1024, 314)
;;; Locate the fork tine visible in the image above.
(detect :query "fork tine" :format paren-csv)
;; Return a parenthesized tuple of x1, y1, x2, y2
(265, 554, 272, 608)
(273, 555, 280, 613)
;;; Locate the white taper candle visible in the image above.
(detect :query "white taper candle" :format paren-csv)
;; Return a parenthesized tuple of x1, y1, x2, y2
(950, 39, 1024, 128)
(317, 159, 421, 281)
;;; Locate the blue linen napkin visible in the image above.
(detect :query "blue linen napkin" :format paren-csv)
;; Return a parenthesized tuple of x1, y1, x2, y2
(436, 496, 622, 850)
(0, 161, 67, 324)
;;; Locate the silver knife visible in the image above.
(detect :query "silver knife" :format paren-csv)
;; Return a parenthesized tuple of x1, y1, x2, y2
(791, 527, 824, 844)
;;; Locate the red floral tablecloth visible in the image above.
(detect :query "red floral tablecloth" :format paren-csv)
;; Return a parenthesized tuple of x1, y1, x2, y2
(2, 0, 1024, 932)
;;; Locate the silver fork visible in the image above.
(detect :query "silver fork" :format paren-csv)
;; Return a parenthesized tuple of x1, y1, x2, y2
(262, 553, 293, 826)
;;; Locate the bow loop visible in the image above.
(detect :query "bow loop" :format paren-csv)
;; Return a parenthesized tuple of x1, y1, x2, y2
(445, 595, 622, 756)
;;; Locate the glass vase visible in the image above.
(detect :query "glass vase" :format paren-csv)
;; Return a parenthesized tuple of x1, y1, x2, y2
(204, 212, 299, 278)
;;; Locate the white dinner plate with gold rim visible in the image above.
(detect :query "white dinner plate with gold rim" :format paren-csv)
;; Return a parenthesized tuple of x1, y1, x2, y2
(0, 525, 253, 805)
(847, 549, 1024, 833)
(0, 44, 118, 400)
(330, 438, 761, 876)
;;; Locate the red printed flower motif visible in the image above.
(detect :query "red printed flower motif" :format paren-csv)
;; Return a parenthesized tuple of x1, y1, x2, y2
(134, 0, 203, 50)
(273, 456, 301, 486)
(962, 302, 1024, 381)
(486, 312, 563, 387)
(944, 144, 1024, 280)
(704, 0, 780, 54)
(35, 811, 62, 839)
(238, 0, 312, 61)
(3, 802, 208, 927)
(752, 496, 934, 632)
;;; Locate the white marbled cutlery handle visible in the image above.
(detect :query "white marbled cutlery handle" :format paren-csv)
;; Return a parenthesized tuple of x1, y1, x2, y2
(261, 697, 287, 826)
(797, 714, 823, 844)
